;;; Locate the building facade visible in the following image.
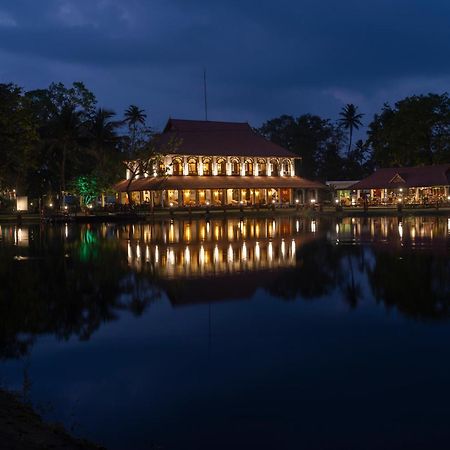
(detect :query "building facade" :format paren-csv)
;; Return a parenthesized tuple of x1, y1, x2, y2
(115, 119, 324, 207)
(350, 164, 450, 205)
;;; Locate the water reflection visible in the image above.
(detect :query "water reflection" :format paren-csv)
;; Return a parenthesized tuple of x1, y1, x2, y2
(0, 216, 450, 360)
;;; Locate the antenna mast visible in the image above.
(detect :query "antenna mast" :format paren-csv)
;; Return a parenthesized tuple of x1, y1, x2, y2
(203, 68, 208, 121)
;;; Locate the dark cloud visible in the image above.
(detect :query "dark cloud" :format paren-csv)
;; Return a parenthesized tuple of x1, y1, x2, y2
(1, 0, 450, 128)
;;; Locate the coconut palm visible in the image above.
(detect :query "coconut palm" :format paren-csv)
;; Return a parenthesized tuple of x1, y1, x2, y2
(124, 105, 147, 155)
(339, 104, 364, 156)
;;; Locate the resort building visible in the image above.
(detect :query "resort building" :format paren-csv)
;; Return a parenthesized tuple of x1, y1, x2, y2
(115, 119, 324, 207)
(350, 164, 450, 205)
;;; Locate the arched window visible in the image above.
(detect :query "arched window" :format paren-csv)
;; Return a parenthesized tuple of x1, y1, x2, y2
(245, 159, 253, 176)
(172, 158, 183, 175)
(258, 159, 267, 176)
(282, 159, 291, 175)
(271, 159, 279, 176)
(231, 158, 240, 176)
(217, 158, 227, 175)
(203, 158, 212, 176)
(188, 158, 198, 175)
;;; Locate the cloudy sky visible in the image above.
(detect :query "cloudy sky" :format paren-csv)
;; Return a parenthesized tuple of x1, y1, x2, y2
(1, 0, 449, 130)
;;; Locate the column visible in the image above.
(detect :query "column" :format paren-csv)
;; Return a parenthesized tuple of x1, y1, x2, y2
(226, 156, 231, 175)
(183, 156, 188, 175)
(314, 189, 318, 202)
(161, 190, 165, 208)
(198, 158, 203, 176)
(178, 190, 183, 206)
(212, 156, 217, 175)
(241, 157, 245, 176)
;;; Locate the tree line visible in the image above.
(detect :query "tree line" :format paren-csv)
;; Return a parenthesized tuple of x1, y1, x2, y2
(1, 80, 450, 205)
(259, 93, 450, 180)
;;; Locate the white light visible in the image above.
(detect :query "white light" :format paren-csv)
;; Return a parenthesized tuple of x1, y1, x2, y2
(399, 188, 403, 192)
(240, 200, 243, 204)
(64, 205, 68, 210)
(206, 201, 210, 205)
(398, 198, 402, 203)
(310, 198, 316, 204)
(335, 198, 339, 204)
(49, 203, 53, 208)
(295, 199, 299, 203)
(447, 196, 450, 201)
(272, 199, 275, 204)
(170, 202, 173, 207)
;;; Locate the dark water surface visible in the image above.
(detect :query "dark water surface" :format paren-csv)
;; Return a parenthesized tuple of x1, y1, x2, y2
(1, 216, 450, 449)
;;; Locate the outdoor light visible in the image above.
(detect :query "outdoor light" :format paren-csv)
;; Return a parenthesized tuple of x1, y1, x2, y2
(272, 199, 275, 204)
(295, 199, 299, 203)
(398, 198, 402, 203)
(399, 188, 403, 192)
(64, 205, 68, 210)
(240, 200, 243, 204)
(206, 201, 210, 205)
(447, 196, 450, 201)
(170, 202, 173, 207)
(88, 204, 93, 209)
(49, 203, 53, 207)
(335, 198, 339, 204)
(310, 198, 316, 204)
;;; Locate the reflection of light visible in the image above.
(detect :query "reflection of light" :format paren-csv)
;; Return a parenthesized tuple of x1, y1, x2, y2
(296, 220, 299, 233)
(65, 224, 68, 239)
(206, 221, 210, 234)
(168, 248, 175, 265)
(255, 241, 260, 261)
(411, 226, 416, 239)
(136, 244, 141, 259)
(155, 245, 159, 263)
(291, 239, 296, 257)
(127, 241, 132, 263)
(311, 220, 316, 233)
(268, 241, 273, 261)
(214, 245, 219, 264)
(335, 223, 339, 234)
(281, 239, 285, 258)
(242, 242, 247, 261)
(184, 246, 190, 264)
(398, 223, 403, 239)
(184, 224, 191, 241)
(145, 245, 150, 262)
(227, 244, 234, 264)
(199, 245, 205, 266)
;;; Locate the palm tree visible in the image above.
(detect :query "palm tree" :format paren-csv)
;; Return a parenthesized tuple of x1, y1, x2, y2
(339, 104, 364, 156)
(124, 105, 147, 155)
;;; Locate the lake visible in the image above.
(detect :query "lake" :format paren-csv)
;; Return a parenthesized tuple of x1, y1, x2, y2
(1, 215, 450, 449)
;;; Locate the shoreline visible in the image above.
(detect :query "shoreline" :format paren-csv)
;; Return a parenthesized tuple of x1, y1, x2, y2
(0, 388, 103, 450)
(1, 206, 449, 224)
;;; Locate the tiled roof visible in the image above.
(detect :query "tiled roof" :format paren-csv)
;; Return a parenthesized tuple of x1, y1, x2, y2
(114, 175, 325, 192)
(351, 164, 450, 190)
(155, 118, 297, 158)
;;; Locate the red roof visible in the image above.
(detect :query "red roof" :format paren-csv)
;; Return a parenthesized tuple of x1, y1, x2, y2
(155, 118, 297, 158)
(351, 164, 450, 190)
(115, 175, 324, 192)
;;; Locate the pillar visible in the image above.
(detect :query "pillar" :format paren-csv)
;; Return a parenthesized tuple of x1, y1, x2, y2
(178, 190, 182, 206)
(183, 156, 188, 175)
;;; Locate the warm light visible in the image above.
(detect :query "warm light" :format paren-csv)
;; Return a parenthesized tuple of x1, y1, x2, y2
(206, 201, 210, 205)
(447, 196, 450, 201)
(49, 203, 53, 208)
(272, 199, 275, 204)
(170, 202, 173, 207)
(88, 204, 93, 209)
(310, 199, 316, 204)
(240, 200, 243, 204)
(399, 188, 403, 192)
(398, 198, 402, 203)
(335, 198, 339, 204)
(295, 199, 299, 203)
(64, 205, 68, 210)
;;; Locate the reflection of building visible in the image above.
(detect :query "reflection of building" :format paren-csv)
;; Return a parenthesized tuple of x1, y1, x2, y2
(350, 164, 450, 205)
(123, 218, 319, 279)
(115, 119, 324, 207)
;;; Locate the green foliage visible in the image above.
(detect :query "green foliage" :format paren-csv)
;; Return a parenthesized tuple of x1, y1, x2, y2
(73, 175, 100, 205)
(368, 94, 450, 167)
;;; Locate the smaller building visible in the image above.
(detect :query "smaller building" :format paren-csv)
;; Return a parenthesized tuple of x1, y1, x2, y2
(350, 164, 450, 205)
(326, 180, 360, 206)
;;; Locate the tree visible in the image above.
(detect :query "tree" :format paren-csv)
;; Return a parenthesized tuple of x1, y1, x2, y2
(367, 94, 450, 168)
(124, 105, 148, 156)
(85, 108, 122, 204)
(338, 104, 364, 156)
(0, 84, 38, 194)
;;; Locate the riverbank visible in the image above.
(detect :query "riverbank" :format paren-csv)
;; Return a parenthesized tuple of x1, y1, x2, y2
(1, 205, 449, 224)
(0, 389, 103, 450)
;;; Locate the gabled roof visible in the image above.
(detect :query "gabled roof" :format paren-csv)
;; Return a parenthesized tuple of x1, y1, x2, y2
(351, 164, 450, 190)
(156, 118, 297, 158)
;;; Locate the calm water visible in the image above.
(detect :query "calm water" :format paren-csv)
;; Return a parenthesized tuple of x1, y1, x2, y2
(1, 216, 450, 449)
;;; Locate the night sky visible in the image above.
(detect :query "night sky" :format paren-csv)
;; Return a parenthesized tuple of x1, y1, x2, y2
(1, 0, 449, 130)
